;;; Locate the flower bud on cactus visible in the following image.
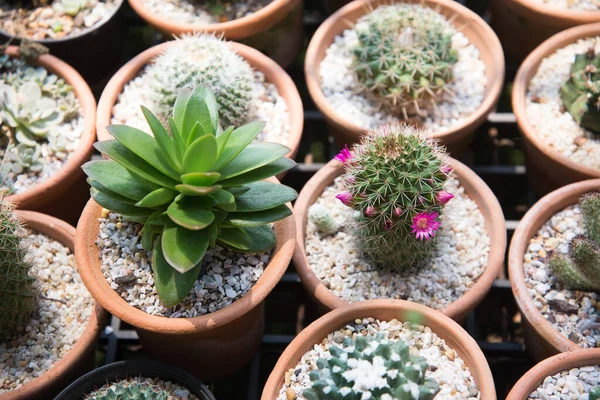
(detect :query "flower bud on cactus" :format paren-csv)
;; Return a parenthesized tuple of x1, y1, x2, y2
(303, 334, 440, 400)
(0, 200, 36, 338)
(309, 204, 338, 235)
(560, 47, 600, 135)
(336, 123, 452, 269)
(549, 191, 600, 290)
(352, 5, 458, 118)
(86, 380, 168, 400)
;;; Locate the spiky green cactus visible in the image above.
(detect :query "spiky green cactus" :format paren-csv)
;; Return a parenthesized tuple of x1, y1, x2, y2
(303, 334, 440, 400)
(86, 380, 168, 400)
(0, 200, 36, 338)
(590, 387, 600, 400)
(309, 203, 338, 235)
(560, 47, 600, 135)
(352, 5, 458, 117)
(549, 191, 600, 291)
(146, 34, 254, 128)
(335, 124, 452, 269)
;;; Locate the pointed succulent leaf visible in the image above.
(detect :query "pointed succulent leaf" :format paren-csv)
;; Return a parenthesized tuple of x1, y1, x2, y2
(213, 122, 265, 170)
(181, 86, 215, 140)
(186, 121, 209, 147)
(135, 188, 178, 208)
(82, 160, 150, 201)
(216, 125, 234, 155)
(225, 205, 291, 227)
(183, 134, 218, 173)
(218, 158, 296, 187)
(218, 225, 276, 252)
(217, 227, 252, 250)
(211, 189, 236, 212)
(175, 184, 222, 196)
(175, 194, 219, 208)
(218, 143, 290, 180)
(181, 172, 221, 186)
(141, 105, 181, 172)
(167, 201, 215, 230)
(88, 179, 138, 205)
(172, 87, 191, 135)
(91, 188, 153, 218)
(168, 117, 186, 163)
(161, 226, 208, 273)
(207, 223, 218, 248)
(234, 181, 297, 212)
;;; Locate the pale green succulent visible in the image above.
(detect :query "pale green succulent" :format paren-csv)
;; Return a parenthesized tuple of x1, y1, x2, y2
(54, 0, 89, 17)
(86, 380, 168, 400)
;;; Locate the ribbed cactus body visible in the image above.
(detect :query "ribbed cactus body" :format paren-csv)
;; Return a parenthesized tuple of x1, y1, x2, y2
(309, 204, 338, 235)
(352, 5, 458, 117)
(0, 201, 35, 338)
(87, 381, 168, 400)
(303, 334, 440, 400)
(146, 34, 254, 128)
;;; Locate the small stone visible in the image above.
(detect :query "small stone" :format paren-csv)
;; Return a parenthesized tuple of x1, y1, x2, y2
(548, 299, 579, 314)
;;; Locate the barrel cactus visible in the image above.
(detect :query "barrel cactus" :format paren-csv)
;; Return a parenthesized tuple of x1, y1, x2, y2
(86, 380, 168, 400)
(0, 200, 36, 338)
(303, 334, 440, 400)
(352, 5, 458, 117)
(334, 124, 453, 269)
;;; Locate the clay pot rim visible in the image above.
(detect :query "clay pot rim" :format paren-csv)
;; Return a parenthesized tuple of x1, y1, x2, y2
(2, 210, 106, 400)
(293, 158, 506, 320)
(74, 190, 296, 335)
(504, 0, 600, 26)
(261, 299, 496, 399)
(508, 179, 600, 354)
(506, 348, 600, 399)
(96, 40, 303, 161)
(4, 46, 97, 209)
(304, 0, 505, 143)
(513, 22, 600, 181)
(128, 0, 300, 39)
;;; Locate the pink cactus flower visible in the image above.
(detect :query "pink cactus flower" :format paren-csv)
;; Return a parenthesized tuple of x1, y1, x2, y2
(334, 145, 352, 165)
(383, 219, 393, 231)
(393, 207, 402, 217)
(437, 190, 454, 205)
(345, 175, 356, 185)
(365, 206, 376, 217)
(441, 165, 453, 175)
(411, 212, 441, 241)
(336, 192, 353, 206)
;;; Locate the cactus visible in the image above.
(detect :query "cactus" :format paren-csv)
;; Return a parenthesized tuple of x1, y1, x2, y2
(351, 5, 458, 118)
(303, 334, 440, 400)
(86, 380, 169, 400)
(590, 387, 600, 400)
(0, 200, 36, 338)
(309, 203, 338, 235)
(549, 191, 600, 291)
(560, 47, 600, 135)
(334, 124, 453, 269)
(146, 34, 254, 128)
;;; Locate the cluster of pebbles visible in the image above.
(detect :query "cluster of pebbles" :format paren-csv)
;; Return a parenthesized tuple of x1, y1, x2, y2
(526, 37, 600, 169)
(0, 231, 94, 393)
(97, 211, 270, 317)
(319, 4, 487, 132)
(0, 0, 120, 40)
(139, 0, 271, 24)
(522, 205, 600, 348)
(305, 177, 490, 310)
(88, 377, 200, 400)
(278, 318, 480, 400)
(528, 365, 600, 399)
(529, 0, 600, 10)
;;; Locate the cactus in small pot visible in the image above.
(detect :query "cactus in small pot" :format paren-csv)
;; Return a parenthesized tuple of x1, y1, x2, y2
(334, 124, 453, 270)
(351, 5, 458, 118)
(303, 334, 440, 400)
(83, 85, 297, 307)
(560, 47, 600, 135)
(549, 191, 600, 291)
(86, 380, 168, 400)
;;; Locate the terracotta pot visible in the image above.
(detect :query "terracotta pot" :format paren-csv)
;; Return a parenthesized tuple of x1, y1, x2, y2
(513, 23, 600, 196)
(508, 178, 600, 361)
(490, 0, 600, 63)
(506, 348, 600, 399)
(127, 0, 303, 68)
(3, 46, 96, 226)
(261, 299, 497, 399)
(96, 41, 303, 164)
(75, 191, 296, 380)
(1, 210, 106, 400)
(304, 0, 505, 157)
(293, 158, 506, 322)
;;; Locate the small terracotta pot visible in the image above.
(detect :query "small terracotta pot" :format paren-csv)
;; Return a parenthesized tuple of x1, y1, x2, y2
(304, 0, 505, 157)
(1, 210, 106, 400)
(4, 46, 96, 225)
(127, 0, 303, 68)
(96, 41, 303, 163)
(513, 23, 600, 196)
(293, 159, 506, 322)
(75, 188, 296, 380)
(261, 299, 497, 399)
(508, 178, 600, 361)
(506, 348, 600, 399)
(490, 0, 600, 62)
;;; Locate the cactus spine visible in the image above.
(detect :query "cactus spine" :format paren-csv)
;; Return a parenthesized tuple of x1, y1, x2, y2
(549, 191, 600, 290)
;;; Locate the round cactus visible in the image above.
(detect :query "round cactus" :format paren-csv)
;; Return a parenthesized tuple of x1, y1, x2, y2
(303, 334, 440, 400)
(87, 380, 169, 400)
(0, 200, 36, 338)
(309, 203, 338, 235)
(146, 33, 254, 128)
(334, 124, 453, 269)
(351, 5, 458, 117)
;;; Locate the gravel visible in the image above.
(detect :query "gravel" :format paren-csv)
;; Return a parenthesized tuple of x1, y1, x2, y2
(139, 0, 271, 24)
(88, 376, 200, 399)
(0, 231, 94, 393)
(527, 37, 600, 170)
(528, 0, 600, 10)
(319, 4, 487, 132)
(305, 177, 490, 310)
(523, 205, 600, 348)
(278, 317, 480, 400)
(528, 365, 600, 399)
(97, 211, 270, 318)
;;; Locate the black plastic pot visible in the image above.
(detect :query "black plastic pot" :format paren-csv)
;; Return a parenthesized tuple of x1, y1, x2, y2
(54, 360, 216, 400)
(0, 0, 126, 85)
